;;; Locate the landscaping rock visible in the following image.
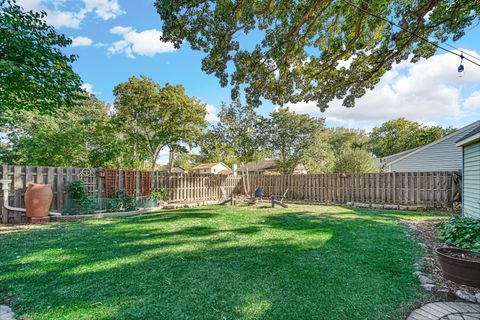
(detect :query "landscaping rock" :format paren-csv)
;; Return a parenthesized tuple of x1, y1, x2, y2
(384, 204, 399, 210)
(0, 305, 15, 320)
(355, 203, 370, 208)
(421, 284, 435, 292)
(455, 290, 477, 303)
(419, 275, 434, 285)
(346, 202, 354, 206)
(413, 271, 424, 277)
(370, 204, 384, 209)
(418, 242, 427, 249)
(163, 204, 178, 210)
(413, 261, 425, 271)
(437, 287, 450, 293)
(407, 206, 419, 211)
(398, 205, 409, 211)
(476, 293, 480, 303)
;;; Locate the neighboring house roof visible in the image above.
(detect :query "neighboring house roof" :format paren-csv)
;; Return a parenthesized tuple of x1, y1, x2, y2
(379, 147, 420, 164)
(384, 120, 480, 168)
(238, 160, 277, 172)
(191, 162, 229, 170)
(156, 166, 185, 173)
(456, 125, 480, 147)
(218, 168, 232, 175)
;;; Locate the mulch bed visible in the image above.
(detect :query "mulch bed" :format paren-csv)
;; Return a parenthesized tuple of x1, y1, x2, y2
(401, 219, 479, 300)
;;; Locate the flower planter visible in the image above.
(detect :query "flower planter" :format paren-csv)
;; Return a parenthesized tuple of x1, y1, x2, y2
(24, 183, 53, 218)
(436, 247, 480, 287)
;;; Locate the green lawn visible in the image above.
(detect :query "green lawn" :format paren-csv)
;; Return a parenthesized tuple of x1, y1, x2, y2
(0, 205, 447, 320)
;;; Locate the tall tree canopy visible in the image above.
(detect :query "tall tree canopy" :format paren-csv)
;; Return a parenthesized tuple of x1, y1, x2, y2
(113, 76, 207, 173)
(260, 107, 324, 174)
(0, 94, 123, 168)
(368, 118, 456, 157)
(155, 0, 477, 109)
(0, 0, 83, 114)
(211, 100, 265, 165)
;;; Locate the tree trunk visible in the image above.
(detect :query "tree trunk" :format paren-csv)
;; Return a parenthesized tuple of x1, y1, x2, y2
(168, 148, 174, 173)
(150, 149, 161, 189)
(240, 161, 250, 196)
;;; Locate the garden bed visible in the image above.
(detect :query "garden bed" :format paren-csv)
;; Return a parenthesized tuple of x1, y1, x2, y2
(402, 219, 480, 300)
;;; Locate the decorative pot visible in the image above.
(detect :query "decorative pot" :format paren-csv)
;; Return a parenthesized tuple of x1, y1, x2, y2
(24, 184, 53, 217)
(436, 247, 480, 287)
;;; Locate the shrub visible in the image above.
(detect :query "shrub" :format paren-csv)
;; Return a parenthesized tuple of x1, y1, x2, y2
(65, 180, 87, 199)
(150, 189, 167, 203)
(64, 180, 94, 214)
(437, 217, 480, 252)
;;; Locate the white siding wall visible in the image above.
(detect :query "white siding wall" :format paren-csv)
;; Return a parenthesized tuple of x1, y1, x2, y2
(390, 131, 465, 172)
(463, 142, 480, 219)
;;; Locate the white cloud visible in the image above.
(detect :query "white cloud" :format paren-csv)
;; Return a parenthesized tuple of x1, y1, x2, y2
(83, 0, 123, 20)
(81, 83, 95, 93)
(16, 0, 123, 29)
(286, 50, 480, 125)
(464, 91, 480, 109)
(205, 104, 219, 124)
(71, 36, 93, 47)
(108, 26, 176, 58)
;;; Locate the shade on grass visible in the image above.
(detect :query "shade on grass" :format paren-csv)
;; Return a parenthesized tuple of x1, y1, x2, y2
(0, 205, 446, 319)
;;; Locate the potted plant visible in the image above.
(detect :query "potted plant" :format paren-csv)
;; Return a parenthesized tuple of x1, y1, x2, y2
(435, 217, 480, 287)
(150, 188, 167, 206)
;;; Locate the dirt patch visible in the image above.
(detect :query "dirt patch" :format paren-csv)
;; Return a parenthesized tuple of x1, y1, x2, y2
(401, 219, 479, 299)
(0, 223, 47, 234)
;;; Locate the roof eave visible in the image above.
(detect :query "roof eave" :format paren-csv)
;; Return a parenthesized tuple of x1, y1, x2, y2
(456, 132, 480, 147)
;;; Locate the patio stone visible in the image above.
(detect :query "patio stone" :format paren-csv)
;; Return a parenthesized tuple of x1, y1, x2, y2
(0, 305, 15, 320)
(407, 302, 480, 320)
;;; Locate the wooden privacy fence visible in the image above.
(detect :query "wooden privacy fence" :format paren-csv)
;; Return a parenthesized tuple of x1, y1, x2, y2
(244, 172, 459, 208)
(0, 165, 242, 223)
(0, 165, 459, 223)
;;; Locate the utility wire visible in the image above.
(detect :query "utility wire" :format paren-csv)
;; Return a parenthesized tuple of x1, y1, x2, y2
(342, 0, 480, 68)
(442, 42, 480, 63)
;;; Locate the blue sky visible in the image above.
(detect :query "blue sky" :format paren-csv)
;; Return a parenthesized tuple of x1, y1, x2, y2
(16, 0, 480, 161)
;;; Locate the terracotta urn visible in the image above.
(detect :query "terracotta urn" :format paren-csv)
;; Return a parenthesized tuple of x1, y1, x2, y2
(24, 184, 53, 217)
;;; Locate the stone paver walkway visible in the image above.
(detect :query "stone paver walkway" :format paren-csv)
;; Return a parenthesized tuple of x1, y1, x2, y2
(0, 305, 15, 320)
(407, 302, 480, 320)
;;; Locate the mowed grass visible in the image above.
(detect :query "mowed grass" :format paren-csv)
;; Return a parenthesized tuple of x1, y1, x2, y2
(0, 205, 447, 320)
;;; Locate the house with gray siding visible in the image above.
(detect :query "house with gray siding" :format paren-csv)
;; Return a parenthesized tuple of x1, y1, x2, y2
(456, 125, 480, 219)
(379, 121, 480, 172)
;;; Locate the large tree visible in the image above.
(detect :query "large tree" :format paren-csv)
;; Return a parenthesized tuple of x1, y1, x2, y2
(155, 0, 477, 109)
(113, 76, 206, 175)
(368, 118, 456, 157)
(260, 107, 324, 173)
(302, 127, 376, 173)
(0, 0, 83, 114)
(213, 100, 265, 166)
(0, 94, 123, 168)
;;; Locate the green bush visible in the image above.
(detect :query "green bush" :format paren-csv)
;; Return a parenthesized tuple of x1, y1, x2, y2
(106, 188, 136, 212)
(150, 188, 167, 204)
(64, 180, 95, 215)
(437, 217, 480, 252)
(65, 180, 87, 200)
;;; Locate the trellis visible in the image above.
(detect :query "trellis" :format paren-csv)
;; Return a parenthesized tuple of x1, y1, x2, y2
(104, 169, 118, 198)
(78, 168, 98, 197)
